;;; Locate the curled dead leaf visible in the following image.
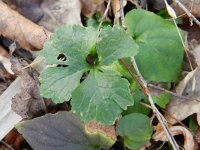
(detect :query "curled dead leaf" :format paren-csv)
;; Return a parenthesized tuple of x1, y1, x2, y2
(166, 66, 200, 125)
(153, 124, 194, 150)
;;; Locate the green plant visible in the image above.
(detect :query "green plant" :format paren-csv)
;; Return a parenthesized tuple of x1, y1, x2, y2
(17, 9, 184, 150)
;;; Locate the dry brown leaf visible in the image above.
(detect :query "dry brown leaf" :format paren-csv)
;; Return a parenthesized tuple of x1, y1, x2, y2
(112, 0, 127, 24)
(10, 57, 46, 118)
(171, 0, 200, 18)
(0, 45, 9, 58)
(153, 124, 194, 150)
(0, 64, 13, 95)
(3, 129, 24, 150)
(197, 114, 200, 126)
(193, 44, 200, 66)
(111, 0, 127, 15)
(3, 0, 43, 23)
(0, 55, 13, 75)
(0, 45, 13, 74)
(0, 1, 51, 50)
(166, 66, 200, 124)
(39, 0, 82, 31)
(195, 127, 200, 143)
(80, 0, 105, 17)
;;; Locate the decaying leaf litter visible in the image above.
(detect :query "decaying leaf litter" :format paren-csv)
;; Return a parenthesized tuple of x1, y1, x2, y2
(0, 0, 200, 149)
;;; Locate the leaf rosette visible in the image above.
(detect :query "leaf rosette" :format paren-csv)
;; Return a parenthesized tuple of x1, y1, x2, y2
(39, 25, 138, 125)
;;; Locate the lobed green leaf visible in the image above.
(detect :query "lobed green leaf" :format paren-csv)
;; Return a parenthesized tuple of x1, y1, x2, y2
(39, 25, 97, 103)
(39, 25, 137, 124)
(97, 25, 138, 66)
(71, 68, 134, 125)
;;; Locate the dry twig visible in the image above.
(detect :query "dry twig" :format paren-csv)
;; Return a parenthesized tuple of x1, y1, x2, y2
(173, 0, 200, 27)
(148, 84, 192, 101)
(129, 57, 180, 150)
(98, 0, 111, 31)
(0, 140, 15, 150)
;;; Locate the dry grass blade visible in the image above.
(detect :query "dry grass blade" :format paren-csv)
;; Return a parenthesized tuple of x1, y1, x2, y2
(0, 77, 22, 141)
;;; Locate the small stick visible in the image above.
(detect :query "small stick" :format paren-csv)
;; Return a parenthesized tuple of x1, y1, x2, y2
(119, 0, 127, 30)
(172, 0, 200, 27)
(130, 57, 180, 150)
(119, 1, 180, 149)
(98, 0, 111, 31)
(0, 140, 15, 150)
(140, 102, 189, 131)
(148, 84, 191, 101)
(148, 83, 200, 103)
(140, 101, 152, 109)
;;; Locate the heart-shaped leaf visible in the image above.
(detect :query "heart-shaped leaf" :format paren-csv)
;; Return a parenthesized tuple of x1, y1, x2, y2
(117, 113, 153, 150)
(16, 112, 97, 150)
(125, 9, 184, 82)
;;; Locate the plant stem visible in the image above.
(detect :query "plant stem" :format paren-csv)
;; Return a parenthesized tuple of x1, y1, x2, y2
(119, 0, 180, 149)
(120, 59, 146, 94)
